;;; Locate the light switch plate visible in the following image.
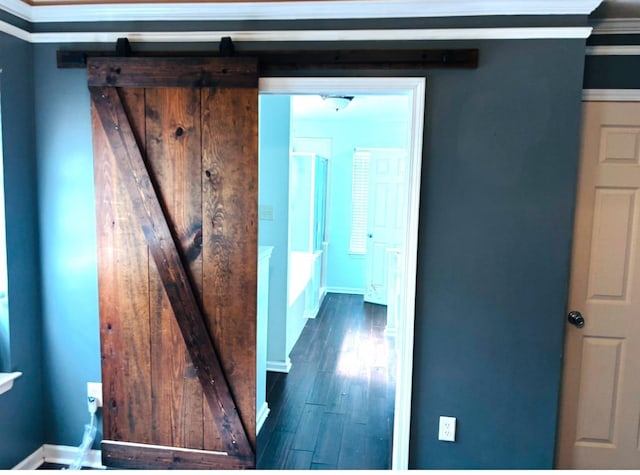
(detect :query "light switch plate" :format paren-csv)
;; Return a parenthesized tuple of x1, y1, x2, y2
(259, 205, 274, 221)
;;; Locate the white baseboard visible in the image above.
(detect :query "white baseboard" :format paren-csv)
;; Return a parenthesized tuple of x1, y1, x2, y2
(256, 402, 270, 435)
(325, 286, 364, 295)
(12, 446, 44, 470)
(305, 289, 327, 319)
(13, 444, 105, 470)
(304, 303, 321, 319)
(42, 444, 105, 469)
(266, 358, 292, 373)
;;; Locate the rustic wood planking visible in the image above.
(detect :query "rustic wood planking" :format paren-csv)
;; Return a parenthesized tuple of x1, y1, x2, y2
(62, 49, 479, 71)
(257, 294, 395, 470)
(92, 92, 153, 444)
(201, 86, 258, 450)
(116, 88, 153, 444)
(90, 85, 253, 462)
(101, 441, 248, 470)
(90, 56, 259, 469)
(145, 87, 207, 450)
(92, 102, 126, 443)
(87, 57, 259, 88)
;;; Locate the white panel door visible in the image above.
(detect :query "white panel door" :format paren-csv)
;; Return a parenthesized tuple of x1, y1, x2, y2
(557, 101, 640, 469)
(363, 148, 406, 305)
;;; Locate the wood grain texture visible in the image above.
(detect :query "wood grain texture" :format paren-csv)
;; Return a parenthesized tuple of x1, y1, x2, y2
(257, 48, 479, 73)
(61, 49, 479, 71)
(144, 87, 207, 450)
(92, 88, 152, 443)
(90, 85, 253, 460)
(116, 89, 154, 443)
(101, 441, 251, 470)
(87, 57, 258, 88)
(257, 294, 395, 470)
(202, 86, 258, 450)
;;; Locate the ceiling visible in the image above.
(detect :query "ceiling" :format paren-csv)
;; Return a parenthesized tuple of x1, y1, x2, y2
(291, 95, 409, 123)
(14, 0, 624, 12)
(13, 0, 612, 16)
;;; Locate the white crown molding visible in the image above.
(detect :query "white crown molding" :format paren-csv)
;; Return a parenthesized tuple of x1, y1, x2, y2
(0, 0, 604, 24)
(590, 18, 640, 35)
(583, 89, 640, 101)
(0, 19, 30, 41)
(0, 0, 30, 21)
(586, 45, 640, 55)
(0, 25, 593, 44)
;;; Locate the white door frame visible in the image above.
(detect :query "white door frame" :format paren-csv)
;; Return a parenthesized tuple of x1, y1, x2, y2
(259, 76, 426, 470)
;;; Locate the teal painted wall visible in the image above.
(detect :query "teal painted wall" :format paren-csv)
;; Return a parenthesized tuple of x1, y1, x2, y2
(291, 115, 408, 291)
(33, 45, 102, 450)
(0, 32, 44, 469)
(258, 95, 291, 365)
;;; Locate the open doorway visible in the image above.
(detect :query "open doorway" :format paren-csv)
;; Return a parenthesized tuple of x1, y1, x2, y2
(256, 78, 425, 470)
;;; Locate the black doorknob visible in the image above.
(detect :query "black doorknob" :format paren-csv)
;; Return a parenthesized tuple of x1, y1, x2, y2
(567, 310, 585, 328)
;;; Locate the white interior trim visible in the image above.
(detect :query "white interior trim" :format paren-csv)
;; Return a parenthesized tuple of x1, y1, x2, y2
(324, 286, 365, 295)
(393, 76, 423, 472)
(0, 0, 29, 21)
(0, 19, 30, 42)
(0, 27, 591, 44)
(13, 444, 105, 470)
(590, 18, 640, 35)
(582, 89, 640, 101)
(0, 0, 604, 24)
(256, 402, 270, 434)
(259, 76, 425, 471)
(586, 45, 640, 56)
(0, 371, 22, 396)
(12, 446, 44, 470)
(42, 444, 105, 469)
(266, 358, 292, 373)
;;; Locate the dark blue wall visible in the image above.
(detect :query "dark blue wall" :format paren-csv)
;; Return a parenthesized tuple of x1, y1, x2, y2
(29, 37, 586, 468)
(410, 39, 585, 468)
(584, 57, 640, 89)
(583, 35, 640, 89)
(0, 32, 44, 469)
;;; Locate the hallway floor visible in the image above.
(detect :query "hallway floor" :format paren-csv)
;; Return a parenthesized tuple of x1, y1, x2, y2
(257, 293, 396, 470)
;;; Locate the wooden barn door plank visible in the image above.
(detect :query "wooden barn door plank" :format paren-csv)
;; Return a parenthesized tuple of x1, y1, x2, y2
(202, 87, 259, 449)
(144, 87, 209, 450)
(90, 84, 254, 465)
(93, 87, 153, 444)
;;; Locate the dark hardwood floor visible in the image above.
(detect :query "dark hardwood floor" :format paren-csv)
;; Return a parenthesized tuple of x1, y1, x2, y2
(257, 292, 396, 470)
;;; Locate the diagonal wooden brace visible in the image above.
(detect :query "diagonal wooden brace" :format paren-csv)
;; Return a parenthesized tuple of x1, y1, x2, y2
(90, 85, 254, 461)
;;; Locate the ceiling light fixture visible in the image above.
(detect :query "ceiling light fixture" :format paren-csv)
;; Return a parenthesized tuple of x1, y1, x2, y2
(321, 95, 354, 111)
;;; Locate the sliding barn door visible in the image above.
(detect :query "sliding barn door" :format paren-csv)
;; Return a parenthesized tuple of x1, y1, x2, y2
(88, 57, 258, 469)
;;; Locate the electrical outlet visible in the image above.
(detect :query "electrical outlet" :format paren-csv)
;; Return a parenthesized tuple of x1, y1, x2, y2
(438, 416, 456, 442)
(87, 382, 103, 407)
